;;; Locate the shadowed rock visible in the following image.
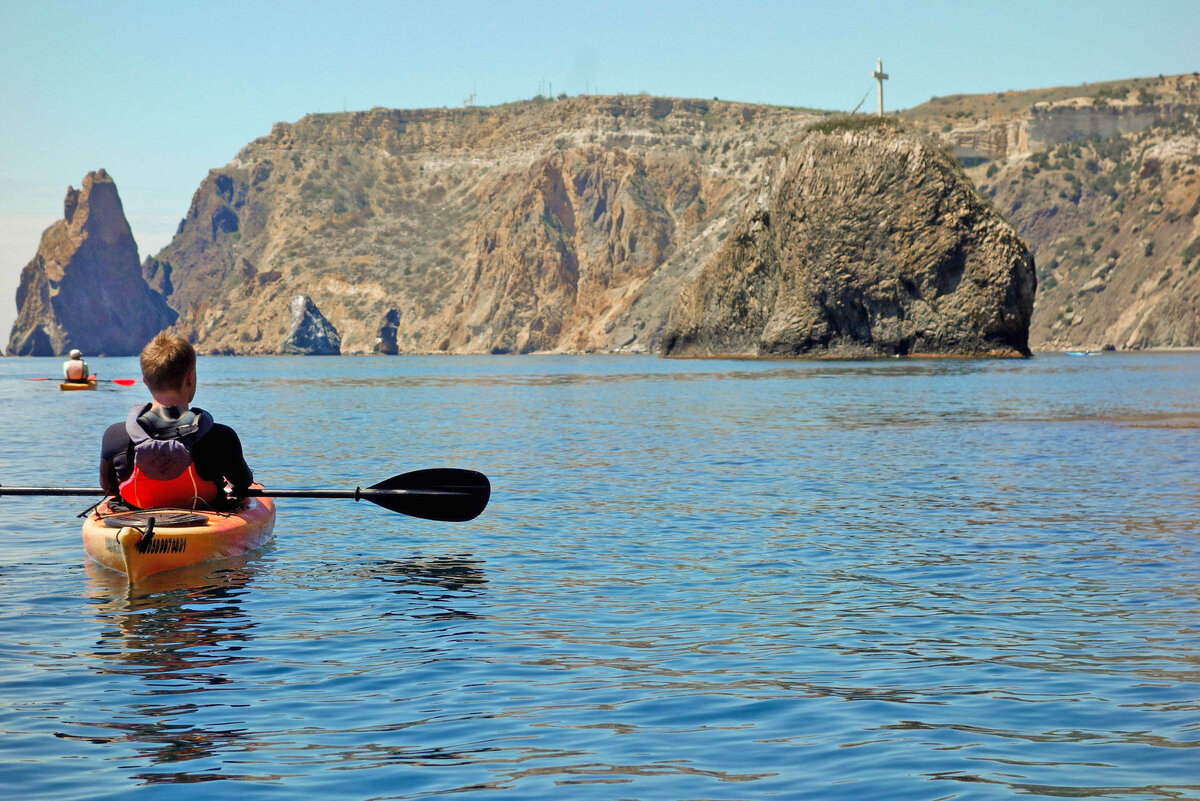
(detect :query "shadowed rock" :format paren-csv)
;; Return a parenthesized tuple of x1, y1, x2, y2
(662, 121, 1037, 358)
(280, 294, 341, 355)
(374, 308, 400, 354)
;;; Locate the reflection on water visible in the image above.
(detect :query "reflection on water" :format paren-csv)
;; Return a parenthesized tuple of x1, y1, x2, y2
(84, 557, 262, 682)
(2, 353, 1200, 798)
(63, 552, 497, 787)
(75, 557, 266, 784)
(369, 555, 487, 589)
(370, 556, 487, 621)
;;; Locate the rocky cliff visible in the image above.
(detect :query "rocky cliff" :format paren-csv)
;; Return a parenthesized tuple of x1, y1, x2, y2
(7, 170, 176, 356)
(16, 77, 1195, 357)
(661, 120, 1035, 357)
(905, 73, 1200, 349)
(145, 96, 824, 354)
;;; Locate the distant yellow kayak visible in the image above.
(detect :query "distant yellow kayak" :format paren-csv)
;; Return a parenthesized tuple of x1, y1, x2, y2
(59, 379, 97, 391)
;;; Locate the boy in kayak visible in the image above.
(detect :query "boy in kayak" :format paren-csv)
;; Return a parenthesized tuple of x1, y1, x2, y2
(99, 333, 253, 510)
(62, 349, 90, 384)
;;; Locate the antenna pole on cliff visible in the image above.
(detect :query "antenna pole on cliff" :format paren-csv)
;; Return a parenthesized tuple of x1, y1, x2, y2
(872, 58, 889, 116)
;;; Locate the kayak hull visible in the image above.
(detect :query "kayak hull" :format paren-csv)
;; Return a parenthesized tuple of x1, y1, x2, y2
(81, 492, 276, 583)
(60, 380, 97, 391)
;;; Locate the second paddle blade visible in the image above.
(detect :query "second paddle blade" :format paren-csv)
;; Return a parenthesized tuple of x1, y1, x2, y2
(367, 468, 491, 522)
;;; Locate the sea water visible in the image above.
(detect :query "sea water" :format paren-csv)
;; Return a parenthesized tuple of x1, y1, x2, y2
(0, 353, 1197, 800)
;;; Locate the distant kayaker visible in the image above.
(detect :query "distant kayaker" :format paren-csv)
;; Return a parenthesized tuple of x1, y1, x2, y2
(62, 349, 90, 384)
(99, 333, 254, 510)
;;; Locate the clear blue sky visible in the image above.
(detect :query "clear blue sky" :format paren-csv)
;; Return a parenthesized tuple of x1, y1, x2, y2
(2, 0, 1197, 342)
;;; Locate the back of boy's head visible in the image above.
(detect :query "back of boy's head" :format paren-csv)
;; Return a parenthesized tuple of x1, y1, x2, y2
(140, 333, 196, 393)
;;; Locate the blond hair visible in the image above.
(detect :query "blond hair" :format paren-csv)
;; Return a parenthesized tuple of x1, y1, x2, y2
(140, 333, 196, 393)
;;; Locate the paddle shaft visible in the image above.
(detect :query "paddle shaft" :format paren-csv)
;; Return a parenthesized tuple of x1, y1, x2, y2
(0, 468, 490, 522)
(0, 487, 105, 497)
(0, 486, 465, 500)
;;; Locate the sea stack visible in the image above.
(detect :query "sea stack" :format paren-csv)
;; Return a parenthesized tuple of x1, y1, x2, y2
(280, 294, 342, 355)
(6, 170, 176, 356)
(661, 120, 1037, 358)
(374, 308, 400, 354)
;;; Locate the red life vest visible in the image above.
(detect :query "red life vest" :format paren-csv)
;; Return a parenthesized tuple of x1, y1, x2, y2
(119, 463, 221, 510)
(119, 403, 222, 510)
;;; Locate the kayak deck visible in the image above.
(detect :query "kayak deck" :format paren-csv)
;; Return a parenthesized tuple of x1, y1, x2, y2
(60, 379, 97, 391)
(81, 492, 276, 583)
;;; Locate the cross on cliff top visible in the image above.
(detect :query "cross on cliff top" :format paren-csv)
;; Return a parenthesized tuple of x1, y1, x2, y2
(872, 59, 889, 116)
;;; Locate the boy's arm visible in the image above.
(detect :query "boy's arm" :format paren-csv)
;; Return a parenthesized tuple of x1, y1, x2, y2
(201, 424, 254, 494)
(99, 423, 128, 494)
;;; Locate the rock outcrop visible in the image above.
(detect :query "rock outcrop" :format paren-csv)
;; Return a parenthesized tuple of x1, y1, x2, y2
(7, 170, 176, 356)
(374, 308, 400, 354)
(661, 120, 1036, 358)
(280, 294, 341, 354)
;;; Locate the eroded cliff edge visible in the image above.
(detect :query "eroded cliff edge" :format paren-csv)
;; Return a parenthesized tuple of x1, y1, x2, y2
(661, 121, 1036, 358)
(145, 96, 824, 354)
(904, 74, 1200, 351)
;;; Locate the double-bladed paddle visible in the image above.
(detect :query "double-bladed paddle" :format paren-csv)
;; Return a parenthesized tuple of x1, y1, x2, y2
(0, 468, 491, 522)
(26, 375, 138, 386)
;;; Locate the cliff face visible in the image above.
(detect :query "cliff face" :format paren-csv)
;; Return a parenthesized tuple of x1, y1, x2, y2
(146, 96, 822, 354)
(442, 146, 691, 353)
(905, 74, 1200, 349)
(7, 170, 176, 356)
(662, 122, 1036, 358)
(976, 127, 1200, 350)
(9, 78, 1199, 358)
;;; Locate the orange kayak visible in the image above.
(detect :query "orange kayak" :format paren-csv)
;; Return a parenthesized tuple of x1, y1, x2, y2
(60, 379, 97, 391)
(81, 490, 276, 583)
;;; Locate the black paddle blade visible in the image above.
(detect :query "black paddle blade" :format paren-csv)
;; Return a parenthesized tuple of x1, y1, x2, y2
(364, 468, 490, 522)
